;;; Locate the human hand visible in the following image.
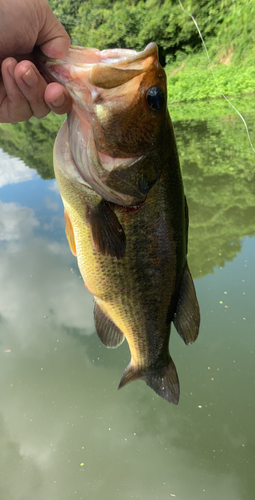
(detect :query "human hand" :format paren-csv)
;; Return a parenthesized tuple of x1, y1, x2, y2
(0, 0, 72, 123)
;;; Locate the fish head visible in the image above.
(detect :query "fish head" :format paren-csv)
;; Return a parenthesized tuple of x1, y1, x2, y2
(40, 43, 169, 205)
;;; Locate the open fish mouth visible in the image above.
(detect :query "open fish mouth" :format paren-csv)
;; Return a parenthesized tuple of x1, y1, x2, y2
(40, 42, 158, 89)
(40, 42, 166, 205)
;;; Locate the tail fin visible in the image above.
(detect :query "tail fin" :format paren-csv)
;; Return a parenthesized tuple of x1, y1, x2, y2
(118, 358, 180, 405)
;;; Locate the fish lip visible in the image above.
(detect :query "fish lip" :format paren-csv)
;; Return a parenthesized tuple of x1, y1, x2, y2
(39, 42, 158, 91)
(93, 42, 158, 68)
(43, 42, 157, 67)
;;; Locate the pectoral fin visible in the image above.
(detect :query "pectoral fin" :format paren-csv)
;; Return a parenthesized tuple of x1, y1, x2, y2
(173, 265, 200, 345)
(64, 210, 76, 256)
(87, 200, 126, 259)
(94, 302, 125, 348)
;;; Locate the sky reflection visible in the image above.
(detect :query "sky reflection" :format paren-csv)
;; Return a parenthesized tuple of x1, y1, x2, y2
(0, 133, 254, 500)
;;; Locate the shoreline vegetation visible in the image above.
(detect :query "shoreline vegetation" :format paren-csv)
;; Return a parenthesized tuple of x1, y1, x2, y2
(0, 2, 254, 276)
(48, 0, 255, 110)
(1, 1, 254, 175)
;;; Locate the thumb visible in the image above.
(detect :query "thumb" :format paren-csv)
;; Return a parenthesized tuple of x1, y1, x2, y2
(37, 3, 71, 60)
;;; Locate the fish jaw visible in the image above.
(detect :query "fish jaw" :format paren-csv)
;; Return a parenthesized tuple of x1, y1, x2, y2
(40, 42, 159, 90)
(42, 42, 167, 157)
(39, 43, 168, 205)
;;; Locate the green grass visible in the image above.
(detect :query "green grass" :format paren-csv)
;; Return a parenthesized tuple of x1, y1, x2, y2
(168, 94, 255, 123)
(166, 52, 255, 105)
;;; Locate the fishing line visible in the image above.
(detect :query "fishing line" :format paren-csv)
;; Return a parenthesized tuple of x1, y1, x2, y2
(177, 0, 255, 154)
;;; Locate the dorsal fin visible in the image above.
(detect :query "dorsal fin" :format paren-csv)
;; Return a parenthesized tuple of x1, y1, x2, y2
(173, 265, 200, 345)
(184, 195, 189, 253)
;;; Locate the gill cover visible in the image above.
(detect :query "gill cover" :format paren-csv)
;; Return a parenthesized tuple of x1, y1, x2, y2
(38, 43, 168, 206)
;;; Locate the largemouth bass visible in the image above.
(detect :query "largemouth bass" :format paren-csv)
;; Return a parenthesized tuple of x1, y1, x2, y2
(39, 43, 200, 404)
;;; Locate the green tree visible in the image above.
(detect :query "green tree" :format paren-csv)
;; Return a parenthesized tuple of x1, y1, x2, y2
(1, 97, 254, 277)
(0, 114, 64, 179)
(49, 0, 233, 63)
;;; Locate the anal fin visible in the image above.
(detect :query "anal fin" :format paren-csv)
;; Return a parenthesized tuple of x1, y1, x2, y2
(64, 210, 76, 256)
(173, 265, 200, 345)
(87, 200, 126, 259)
(94, 302, 125, 348)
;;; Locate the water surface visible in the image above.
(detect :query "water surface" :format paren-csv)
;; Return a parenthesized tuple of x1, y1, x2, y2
(0, 99, 254, 500)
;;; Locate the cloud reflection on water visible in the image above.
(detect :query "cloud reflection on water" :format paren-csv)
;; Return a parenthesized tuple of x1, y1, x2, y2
(0, 148, 37, 187)
(0, 141, 253, 500)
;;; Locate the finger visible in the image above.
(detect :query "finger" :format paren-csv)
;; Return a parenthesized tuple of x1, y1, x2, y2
(14, 60, 51, 119)
(37, 3, 71, 60)
(44, 82, 72, 115)
(0, 58, 33, 123)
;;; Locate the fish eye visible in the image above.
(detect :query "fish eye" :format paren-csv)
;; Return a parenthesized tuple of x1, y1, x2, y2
(146, 86, 165, 111)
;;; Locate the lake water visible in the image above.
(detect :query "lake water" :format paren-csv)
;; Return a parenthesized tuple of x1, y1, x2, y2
(0, 100, 254, 499)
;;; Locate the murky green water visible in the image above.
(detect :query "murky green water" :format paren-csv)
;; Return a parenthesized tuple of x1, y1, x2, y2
(0, 99, 254, 500)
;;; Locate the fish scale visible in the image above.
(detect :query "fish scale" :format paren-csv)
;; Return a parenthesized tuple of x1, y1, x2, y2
(38, 42, 200, 404)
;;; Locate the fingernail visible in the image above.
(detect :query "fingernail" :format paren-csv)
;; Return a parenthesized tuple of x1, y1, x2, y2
(51, 94, 65, 107)
(22, 67, 38, 87)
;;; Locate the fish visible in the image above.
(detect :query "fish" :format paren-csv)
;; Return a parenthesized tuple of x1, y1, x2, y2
(38, 42, 200, 404)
